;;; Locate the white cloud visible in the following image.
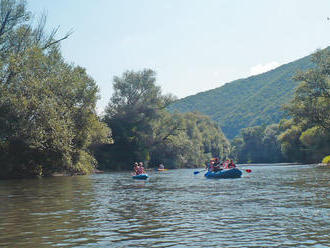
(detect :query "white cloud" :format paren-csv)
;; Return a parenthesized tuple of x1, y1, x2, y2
(249, 61, 281, 76)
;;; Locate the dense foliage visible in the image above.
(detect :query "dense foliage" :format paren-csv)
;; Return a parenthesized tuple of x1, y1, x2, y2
(232, 49, 330, 164)
(148, 111, 230, 169)
(278, 49, 330, 163)
(0, 0, 110, 179)
(168, 53, 315, 139)
(96, 69, 230, 170)
(230, 124, 284, 163)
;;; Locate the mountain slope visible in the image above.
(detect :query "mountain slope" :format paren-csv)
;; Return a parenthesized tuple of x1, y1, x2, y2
(168, 51, 316, 139)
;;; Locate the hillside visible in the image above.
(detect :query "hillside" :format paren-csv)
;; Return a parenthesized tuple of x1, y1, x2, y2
(168, 51, 316, 139)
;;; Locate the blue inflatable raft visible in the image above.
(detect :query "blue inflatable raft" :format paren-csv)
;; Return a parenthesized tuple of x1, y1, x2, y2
(132, 174, 149, 180)
(204, 168, 242, 179)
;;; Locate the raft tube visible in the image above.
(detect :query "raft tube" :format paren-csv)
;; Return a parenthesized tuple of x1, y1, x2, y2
(132, 174, 149, 180)
(204, 168, 242, 179)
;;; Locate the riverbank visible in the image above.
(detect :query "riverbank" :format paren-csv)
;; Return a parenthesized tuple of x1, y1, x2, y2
(52, 168, 105, 177)
(318, 163, 330, 166)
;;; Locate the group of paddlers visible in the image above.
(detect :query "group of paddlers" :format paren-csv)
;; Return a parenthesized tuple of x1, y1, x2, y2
(133, 162, 146, 175)
(132, 158, 235, 175)
(206, 158, 236, 172)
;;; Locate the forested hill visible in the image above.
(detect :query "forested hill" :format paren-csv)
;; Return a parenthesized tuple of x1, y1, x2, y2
(168, 51, 318, 139)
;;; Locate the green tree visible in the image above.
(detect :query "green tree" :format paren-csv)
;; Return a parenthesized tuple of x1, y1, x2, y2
(287, 49, 330, 130)
(277, 119, 306, 162)
(240, 126, 265, 163)
(102, 69, 176, 169)
(232, 124, 284, 163)
(279, 48, 330, 163)
(0, 0, 110, 178)
(100, 70, 230, 170)
(262, 124, 284, 162)
(149, 112, 230, 168)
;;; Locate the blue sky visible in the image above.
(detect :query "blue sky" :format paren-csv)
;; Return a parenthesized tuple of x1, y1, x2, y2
(28, 0, 330, 113)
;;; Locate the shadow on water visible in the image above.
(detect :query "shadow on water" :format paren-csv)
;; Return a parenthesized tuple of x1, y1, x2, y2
(0, 164, 329, 247)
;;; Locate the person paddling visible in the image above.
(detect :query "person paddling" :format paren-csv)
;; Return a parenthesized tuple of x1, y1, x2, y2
(133, 162, 139, 175)
(213, 162, 222, 172)
(137, 162, 146, 175)
(228, 160, 236, 168)
(213, 157, 223, 172)
(208, 160, 215, 171)
(223, 159, 229, 169)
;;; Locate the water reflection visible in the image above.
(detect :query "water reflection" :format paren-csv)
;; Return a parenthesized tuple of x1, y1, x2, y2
(0, 165, 329, 247)
(0, 176, 96, 247)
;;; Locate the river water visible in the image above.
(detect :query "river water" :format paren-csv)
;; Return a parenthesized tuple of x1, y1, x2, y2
(0, 164, 329, 247)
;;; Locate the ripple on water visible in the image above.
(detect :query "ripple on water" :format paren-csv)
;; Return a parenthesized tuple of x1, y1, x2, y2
(0, 165, 329, 247)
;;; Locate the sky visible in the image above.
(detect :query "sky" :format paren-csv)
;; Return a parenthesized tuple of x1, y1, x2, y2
(28, 0, 330, 113)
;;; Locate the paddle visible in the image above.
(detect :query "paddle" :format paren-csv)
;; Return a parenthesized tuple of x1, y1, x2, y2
(193, 169, 206, 174)
(194, 168, 251, 174)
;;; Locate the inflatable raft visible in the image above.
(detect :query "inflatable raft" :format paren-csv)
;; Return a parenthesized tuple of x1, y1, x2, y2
(132, 174, 149, 180)
(204, 168, 242, 179)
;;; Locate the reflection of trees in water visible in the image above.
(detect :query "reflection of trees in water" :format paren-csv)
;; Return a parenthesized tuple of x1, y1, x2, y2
(0, 176, 96, 247)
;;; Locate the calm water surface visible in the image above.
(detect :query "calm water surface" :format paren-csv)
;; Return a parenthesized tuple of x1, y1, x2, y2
(0, 164, 329, 247)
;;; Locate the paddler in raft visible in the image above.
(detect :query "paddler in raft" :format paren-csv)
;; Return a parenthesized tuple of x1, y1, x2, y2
(213, 158, 222, 172)
(206, 159, 215, 171)
(228, 159, 236, 168)
(137, 162, 146, 174)
(133, 162, 146, 175)
(206, 158, 222, 172)
(222, 159, 236, 169)
(133, 162, 139, 175)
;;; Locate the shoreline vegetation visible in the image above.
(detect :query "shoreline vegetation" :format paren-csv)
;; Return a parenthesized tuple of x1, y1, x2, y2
(0, 1, 329, 179)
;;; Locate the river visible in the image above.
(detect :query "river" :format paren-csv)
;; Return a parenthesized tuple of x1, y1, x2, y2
(0, 164, 329, 247)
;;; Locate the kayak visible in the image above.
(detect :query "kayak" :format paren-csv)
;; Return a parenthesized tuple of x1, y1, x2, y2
(204, 168, 242, 179)
(156, 168, 168, 171)
(132, 174, 149, 180)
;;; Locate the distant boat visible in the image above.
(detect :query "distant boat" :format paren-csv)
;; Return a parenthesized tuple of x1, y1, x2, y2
(157, 164, 166, 171)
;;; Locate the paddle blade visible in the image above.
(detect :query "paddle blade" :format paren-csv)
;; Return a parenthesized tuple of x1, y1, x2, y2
(194, 171, 200, 174)
(245, 169, 252, 173)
